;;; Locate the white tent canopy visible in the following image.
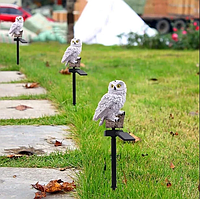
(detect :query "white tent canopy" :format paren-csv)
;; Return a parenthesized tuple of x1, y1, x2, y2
(74, 0, 157, 46)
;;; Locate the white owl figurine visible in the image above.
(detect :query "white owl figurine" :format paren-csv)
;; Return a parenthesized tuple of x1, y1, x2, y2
(61, 38, 82, 66)
(93, 80, 127, 126)
(8, 16, 24, 37)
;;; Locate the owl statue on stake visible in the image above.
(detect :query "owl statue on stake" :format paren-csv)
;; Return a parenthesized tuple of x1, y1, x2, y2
(8, 16, 24, 37)
(93, 80, 127, 126)
(61, 38, 82, 66)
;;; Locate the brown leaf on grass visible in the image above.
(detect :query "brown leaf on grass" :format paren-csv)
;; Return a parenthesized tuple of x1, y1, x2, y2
(129, 132, 141, 142)
(34, 192, 46, 199)
(32, 182, 46, 192)
(54, 140, 62, 147)
(80, 63, 85, 67)
(142, 154, 148, 157)
(170, 131, 178, 136)
(24, 83, 39, 89)
(7, 154, 23, 158)
(59, 166, 73, 171)
(45, 61, 50, 67)
(59, 68, 71, 75)
(122, 171, 127, 186)
(165, 178, 172, 187)
(170, 162, 175, 169)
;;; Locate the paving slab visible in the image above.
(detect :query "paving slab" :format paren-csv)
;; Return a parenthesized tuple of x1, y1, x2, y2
(0, 71, 25, 83)
(0, 167, 76, 199)
(0, 83, 46, 97)
(0, 125, 77, 155)
(0, 100, 58, 119)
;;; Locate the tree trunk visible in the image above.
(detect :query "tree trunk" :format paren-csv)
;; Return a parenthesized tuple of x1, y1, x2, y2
(67, 0, 75, 43)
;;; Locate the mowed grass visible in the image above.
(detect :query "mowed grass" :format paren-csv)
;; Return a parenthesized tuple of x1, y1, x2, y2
(0, 42, 199, 198)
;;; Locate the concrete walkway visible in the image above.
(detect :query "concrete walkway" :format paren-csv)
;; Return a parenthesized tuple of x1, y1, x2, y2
(0, 71, 78, 198)
(0, 100, 58, 119)
(0, 71, 25, 83)
(0, 167, 76, 199)
(0, 125, 77, 156)
(0, 83, 46, 97)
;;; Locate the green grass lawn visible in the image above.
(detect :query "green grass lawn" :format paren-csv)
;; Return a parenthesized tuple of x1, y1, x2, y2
(0, 42, 199, 198)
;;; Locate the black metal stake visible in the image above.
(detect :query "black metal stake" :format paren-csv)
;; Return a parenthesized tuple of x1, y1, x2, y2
(111, 129, 117, 190)
(104, 128, 135, 190)
(14, 37, 27, 65)
(16, 37, 19, 65)
(72, 68, 76, 105)
(68, 66, 87, 106)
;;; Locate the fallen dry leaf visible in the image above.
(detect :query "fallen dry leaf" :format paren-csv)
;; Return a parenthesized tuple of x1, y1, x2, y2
(45, 179, 63, 193)
(122, 171, 127, 186)
(54, 140, 62, 147)
(170, 131, 178, 136)
(32, 182, 45, 192)
(7, 105, 33, 111)
(34, 191, 46, 199)
(129, 132, 141, 142)
(80, 63, 85, 67)
(45, 61, 50, 67)
(59, 166, 73, 171)
(32, 179, 76, 196)
(62, 181, 76, 191)
(7, 154, 23, 158)
(24, 83, 39, 89)
(165, 178, 172, 188)
(142, 154, 148, 157)
(59, 68, 71, 75)
(15, 105, 33, 111)
(170, 162, 175, 169)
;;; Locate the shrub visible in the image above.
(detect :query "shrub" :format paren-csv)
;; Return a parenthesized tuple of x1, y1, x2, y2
(122, 21, 199, 50)
(170, 21, 199, 50)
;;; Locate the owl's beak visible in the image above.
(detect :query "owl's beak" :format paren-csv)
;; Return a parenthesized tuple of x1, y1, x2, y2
(114, 86, 116, 90)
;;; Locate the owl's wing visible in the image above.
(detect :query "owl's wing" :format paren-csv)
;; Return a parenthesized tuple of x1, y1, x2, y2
(93, 93, 120, 121)
(8, 22, 18, 35)
(61, 46, 77, 63)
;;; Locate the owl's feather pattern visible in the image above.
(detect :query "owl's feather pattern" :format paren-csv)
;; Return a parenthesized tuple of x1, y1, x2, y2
(8, 16, 23, 36)
(93, 93, 123, 126)
(93, 80, 127, 126)
(61, 38, 82, 66)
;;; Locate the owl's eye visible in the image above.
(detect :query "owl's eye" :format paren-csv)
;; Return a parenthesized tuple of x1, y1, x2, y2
(117, 84, 121, 88)
(111, 84, 114, 88)
(76, 40, 79, 43)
